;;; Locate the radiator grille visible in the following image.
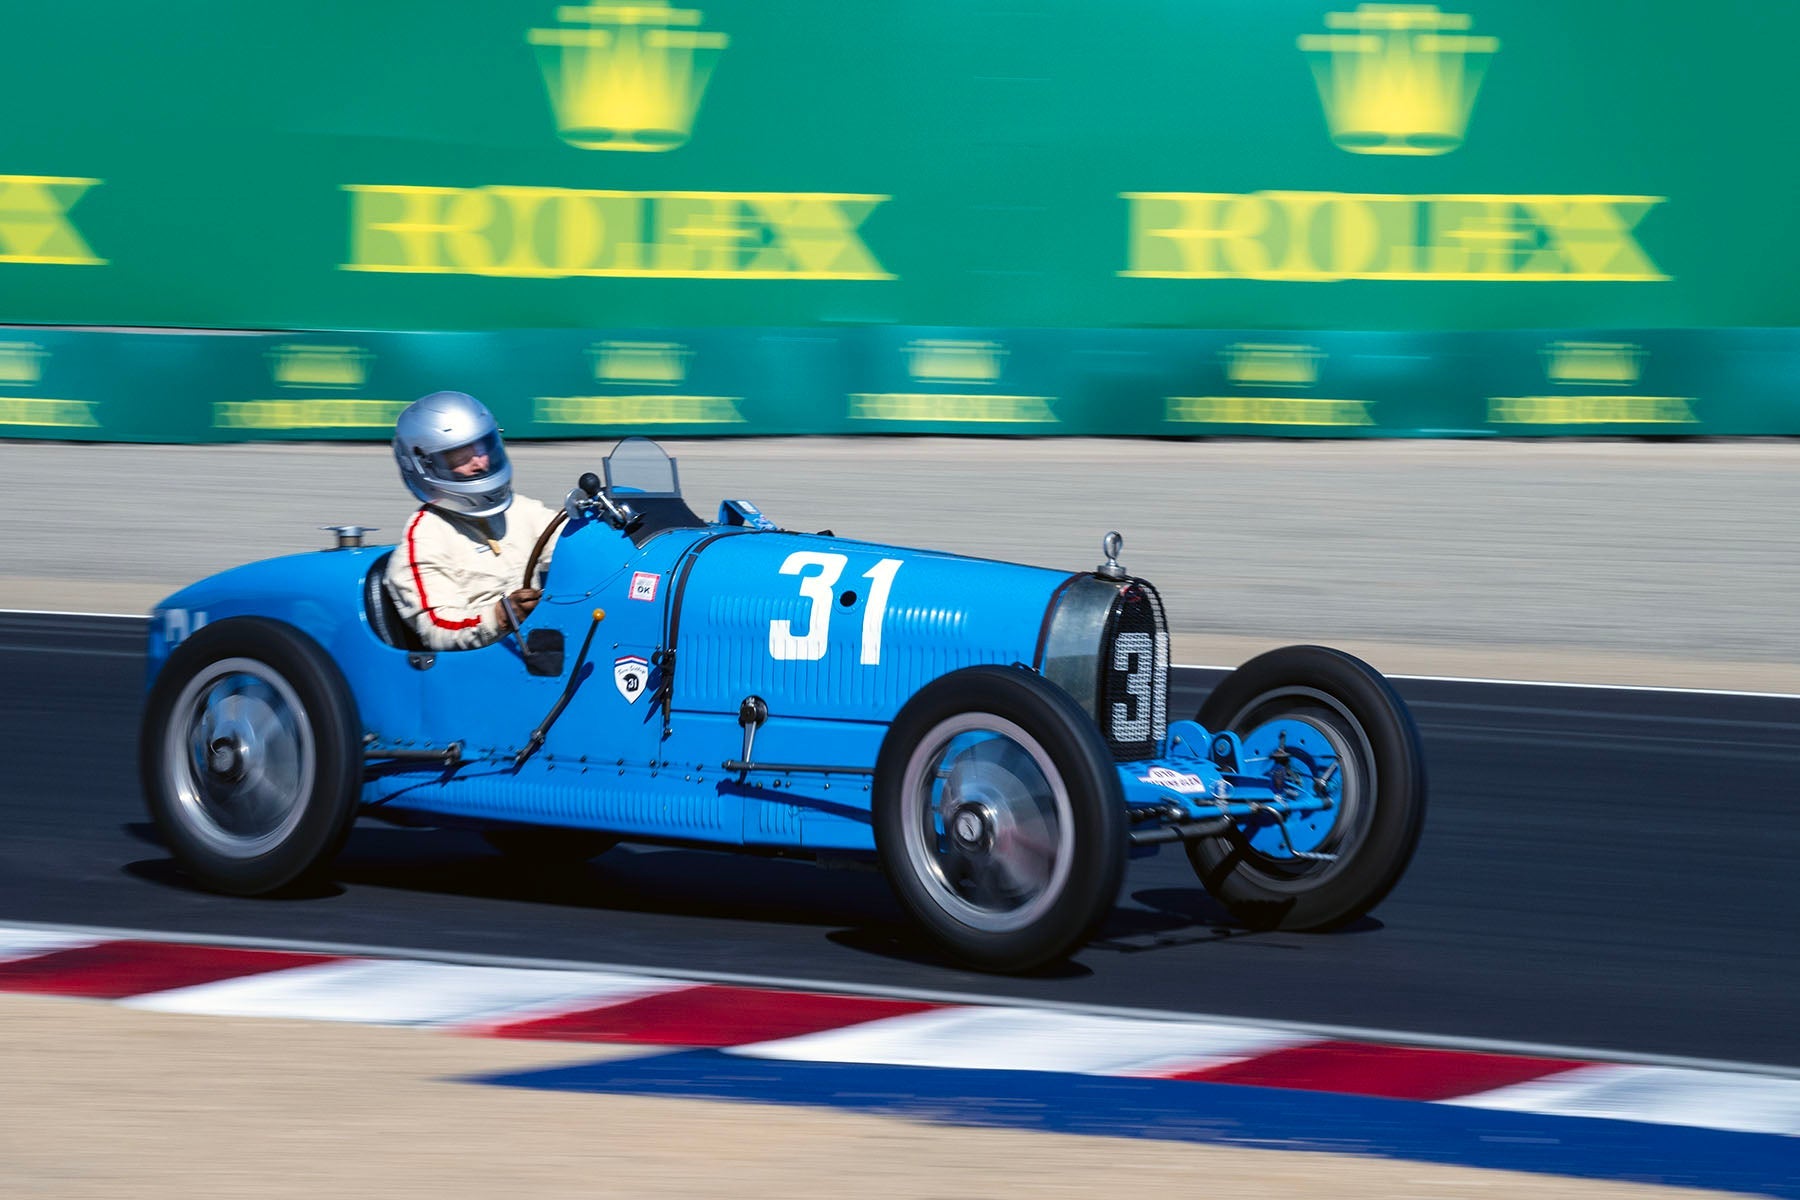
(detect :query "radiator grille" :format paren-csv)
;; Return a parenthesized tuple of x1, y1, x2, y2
(1097, 580, 1168, 760)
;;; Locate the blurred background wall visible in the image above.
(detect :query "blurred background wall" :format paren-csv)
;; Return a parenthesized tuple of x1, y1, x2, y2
(0, 0, 1794, 439)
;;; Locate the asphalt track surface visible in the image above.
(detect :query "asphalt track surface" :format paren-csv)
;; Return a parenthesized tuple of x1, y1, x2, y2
(4, 611, 1797, 1070)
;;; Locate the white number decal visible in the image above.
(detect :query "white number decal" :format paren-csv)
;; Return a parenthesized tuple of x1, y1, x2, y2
(859, 558, 904, 665)
(1111, 632, 1153, 741)
(768, 552, 905, 665)
(769, 552, 846, 661)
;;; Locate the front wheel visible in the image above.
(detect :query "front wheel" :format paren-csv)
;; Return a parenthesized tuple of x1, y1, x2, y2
(139, 617, 363, 895)
(1189, 645, 1426, 931)
(874, 665, 1127, 972)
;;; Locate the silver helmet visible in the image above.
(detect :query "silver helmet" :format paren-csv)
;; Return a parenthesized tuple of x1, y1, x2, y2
(392, 391, 514, 518)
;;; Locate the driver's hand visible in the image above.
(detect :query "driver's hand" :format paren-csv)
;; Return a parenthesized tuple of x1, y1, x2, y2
(496, 587, 542, 631)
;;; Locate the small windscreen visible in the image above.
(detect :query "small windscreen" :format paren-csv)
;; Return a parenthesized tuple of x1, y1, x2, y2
(424, 432, 507, 483)
(604, 437, 681, 497)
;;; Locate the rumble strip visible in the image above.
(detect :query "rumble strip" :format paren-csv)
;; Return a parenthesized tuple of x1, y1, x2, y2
(1, 925, 1793, 1195)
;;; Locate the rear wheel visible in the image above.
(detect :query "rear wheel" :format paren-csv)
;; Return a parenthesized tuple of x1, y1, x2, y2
(1188, 645, 1425, 931)
(874, 665, 1126, 972)
(140, 618, 362, 895)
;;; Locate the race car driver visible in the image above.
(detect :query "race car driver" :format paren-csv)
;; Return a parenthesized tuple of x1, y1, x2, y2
(385, 391, 559, 651)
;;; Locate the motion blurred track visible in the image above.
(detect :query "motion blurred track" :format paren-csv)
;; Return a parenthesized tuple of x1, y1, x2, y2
(3, 612, 1796, 1067)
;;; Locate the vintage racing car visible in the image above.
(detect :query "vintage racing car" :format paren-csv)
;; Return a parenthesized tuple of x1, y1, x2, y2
(140, 439, 1426, 971)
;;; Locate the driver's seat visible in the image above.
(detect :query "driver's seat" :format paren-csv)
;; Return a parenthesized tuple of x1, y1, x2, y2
(365, 553, 425, 650)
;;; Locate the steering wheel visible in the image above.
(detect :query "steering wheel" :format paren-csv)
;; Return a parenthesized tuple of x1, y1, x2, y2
(520, 471, 603, 591)
(522, 510, 568, 593)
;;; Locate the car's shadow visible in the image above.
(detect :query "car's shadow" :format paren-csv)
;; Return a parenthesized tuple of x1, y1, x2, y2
(1090, 888, 1382, 954)
(331, 826, 906, 927)
(124, 822, 346, 899)
(124, 856, 347, 901)
(120, 819, 1369, 972)
(822, 926, 1094, 979)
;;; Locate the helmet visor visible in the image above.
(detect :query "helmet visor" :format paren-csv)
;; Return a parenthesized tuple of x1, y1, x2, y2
(423, 432, 507, 484)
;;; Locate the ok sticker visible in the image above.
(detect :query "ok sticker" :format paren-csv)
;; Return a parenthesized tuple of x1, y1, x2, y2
(629, 571, 660, 602)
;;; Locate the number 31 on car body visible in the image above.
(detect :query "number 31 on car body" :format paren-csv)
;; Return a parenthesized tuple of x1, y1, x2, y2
(769, 552, 903, 665)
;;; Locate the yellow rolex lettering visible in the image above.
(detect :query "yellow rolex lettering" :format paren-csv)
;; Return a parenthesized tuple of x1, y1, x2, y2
(1268, 192, 1320, 277)
(0, 176, 105, 265)
(0, 397, 99, 427)
(1370, 196, 1420, 276)
(847, 394, 1057, 423)
(492, 187, 619, 276)
(1220, 193, 1277, 276)
(653, 195, 753, 274)
(346, 186, 469, 274)
(534, 395, 745, 424)
(566, 192, 645, 275)
(747, 197, 889, 277)
(442, 188, 501, 273)
(1125, 194, 1252, 278)
(1166, 396, 1375, 426)
(1125, 192, 1668, 282)
(1427, 198, 1522, 276)
(1295, 192, 1390, 280)
(1524, 199, 1666, 280)
(489, 187, 550, 276)
(213, 399, 408, 429)
(346, 186, 889, 279)
(1488, 395, 1695, 424)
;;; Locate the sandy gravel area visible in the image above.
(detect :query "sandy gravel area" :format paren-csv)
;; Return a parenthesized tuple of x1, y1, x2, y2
(0, 993, 1743, 1200)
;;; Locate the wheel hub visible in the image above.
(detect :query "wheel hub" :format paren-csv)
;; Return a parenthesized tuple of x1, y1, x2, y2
(207, 737, 247, 781)
(947, 801, 996, 852)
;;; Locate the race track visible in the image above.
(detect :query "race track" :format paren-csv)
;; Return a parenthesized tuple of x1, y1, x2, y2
(4, 611, 1796, 1069)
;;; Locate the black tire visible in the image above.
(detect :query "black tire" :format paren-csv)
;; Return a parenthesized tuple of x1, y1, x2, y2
(139, 617, 363, 895)
(482, 827, 619, 865)
(1188, 645, 1426, 931)
(874, 665, 1127, 972)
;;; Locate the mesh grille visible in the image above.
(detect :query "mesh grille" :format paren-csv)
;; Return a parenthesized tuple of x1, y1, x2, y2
(1097, 580, 1168, 760)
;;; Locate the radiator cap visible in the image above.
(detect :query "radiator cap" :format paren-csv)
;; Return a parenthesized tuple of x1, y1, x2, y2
(1095, 530, 1126, 580)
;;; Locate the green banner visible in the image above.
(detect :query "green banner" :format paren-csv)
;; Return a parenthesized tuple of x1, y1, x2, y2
(0, 1, 1795, 332)
(2, 326, 1795, 441)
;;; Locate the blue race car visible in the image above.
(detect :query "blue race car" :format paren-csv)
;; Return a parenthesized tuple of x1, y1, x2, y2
(140, 439, 1425, 971)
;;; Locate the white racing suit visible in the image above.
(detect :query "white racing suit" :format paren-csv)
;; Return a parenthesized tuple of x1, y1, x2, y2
(385, 496, 559, 651)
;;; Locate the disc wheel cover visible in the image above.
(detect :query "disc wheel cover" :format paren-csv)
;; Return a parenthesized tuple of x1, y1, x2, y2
(898, 713, 1076, 934)
(162, 656, 316, 860)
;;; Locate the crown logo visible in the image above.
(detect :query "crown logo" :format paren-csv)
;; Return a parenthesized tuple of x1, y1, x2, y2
(0, 341, 46, 385)
(904, 339, 1005, 385)
(1542, 340, 1643, 386)
(1300, 4, 1498, 156)
(590, 340, 692, 384)
(269, 344, 372, 389)
(1222, 342, 1323, 387)
(1490, 341, 1687, 425)
(529, 3, 729, 152)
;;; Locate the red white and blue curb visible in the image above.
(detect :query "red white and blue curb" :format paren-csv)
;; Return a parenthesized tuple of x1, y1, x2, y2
(3, 922, 1795, 1196)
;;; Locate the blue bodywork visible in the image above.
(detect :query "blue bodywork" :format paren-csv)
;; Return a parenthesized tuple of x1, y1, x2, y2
(146, 483, 1337, 858)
